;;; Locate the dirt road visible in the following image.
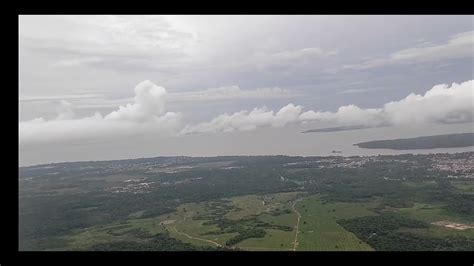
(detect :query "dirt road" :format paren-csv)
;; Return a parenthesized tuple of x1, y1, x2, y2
(291, 198, 303, 251)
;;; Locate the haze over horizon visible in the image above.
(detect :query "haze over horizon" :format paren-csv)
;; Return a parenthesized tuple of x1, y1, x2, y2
(19, 15, 474, 166)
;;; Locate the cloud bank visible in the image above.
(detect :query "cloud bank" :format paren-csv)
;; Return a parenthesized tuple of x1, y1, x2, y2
(181, 80, 474, 134)
(20, 86, 302, 113)
(20, 79, 473, 146)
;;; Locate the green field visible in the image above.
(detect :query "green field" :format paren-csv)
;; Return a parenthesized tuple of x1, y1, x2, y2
(238, 229, 295, 251)
(295, 195, 375, 251)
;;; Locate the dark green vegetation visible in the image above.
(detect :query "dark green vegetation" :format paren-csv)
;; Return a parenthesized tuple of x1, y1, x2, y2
(354, 132, 474, 150)
(225, 228, 266, 246)
(90, 231, 216, 251)
(338, 214, 474, 251)
(19, 152, 474, 251)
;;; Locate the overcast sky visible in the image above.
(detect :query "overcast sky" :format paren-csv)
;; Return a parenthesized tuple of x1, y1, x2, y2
(19, 15, 474, 166)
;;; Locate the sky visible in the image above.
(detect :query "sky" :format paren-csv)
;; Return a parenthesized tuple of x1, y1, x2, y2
(19, 15, 474, 166)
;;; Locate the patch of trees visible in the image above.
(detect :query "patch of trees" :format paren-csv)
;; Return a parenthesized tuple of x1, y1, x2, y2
(225, 228, 266, 246)
(419, 179, 474, 218)
(268, 208, 293, 216)
(337, 213, 474, 251)
(140, 207, 175, 219)
(90, 233, 212, 251)
(369, 233, 474, 251)
(445, 194, 474, 216)
(338, 213, 428, 235)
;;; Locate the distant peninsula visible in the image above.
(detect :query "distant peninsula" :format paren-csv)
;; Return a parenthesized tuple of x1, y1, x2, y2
(354, 133, 474, 150)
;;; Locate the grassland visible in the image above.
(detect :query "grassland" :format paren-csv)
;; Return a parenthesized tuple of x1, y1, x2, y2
(238, 229, 295, 251)
(295, 195, 375, 251)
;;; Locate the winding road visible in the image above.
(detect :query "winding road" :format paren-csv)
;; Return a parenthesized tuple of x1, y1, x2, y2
(171, 227, 222, 247)
(170, 213, 223, 248)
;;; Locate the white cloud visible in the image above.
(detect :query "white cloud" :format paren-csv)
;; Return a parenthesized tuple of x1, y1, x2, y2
(20, 80, 181, 146)
(344, 31, 474, 70)
(299, 105, 387, 126)
(104, 80, 168, 122)
(181, 80, 474, 134)
(383, 80, 474, 124)
(20, 113, 181, 147)
(179, 103, 304, 134)
(304, 81, 474, 125)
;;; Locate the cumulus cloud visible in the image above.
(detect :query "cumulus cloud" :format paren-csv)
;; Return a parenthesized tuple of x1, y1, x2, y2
(104, 80, 168, 122)
(344, 31, 474, 70)
(383, 80, 474, 124)
(20, 80, 181, 146)
(306, 80, 474, 125)
(299, 105, 387, 126)
(180, 104, 304, 134)
(181, 80, 474, 134)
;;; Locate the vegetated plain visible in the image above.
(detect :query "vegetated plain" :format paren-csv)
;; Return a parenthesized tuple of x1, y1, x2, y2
(19, 152, 474, 251)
